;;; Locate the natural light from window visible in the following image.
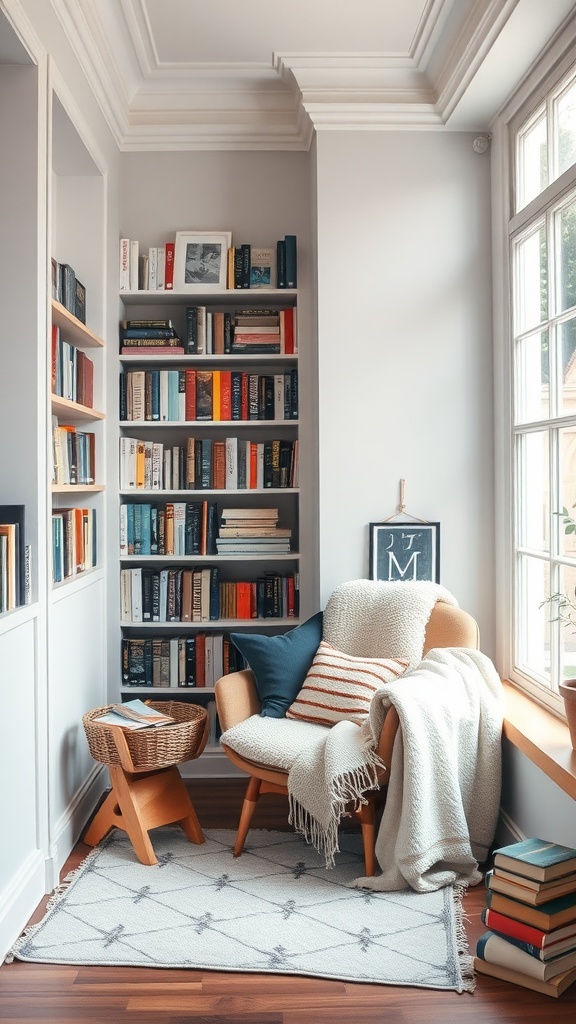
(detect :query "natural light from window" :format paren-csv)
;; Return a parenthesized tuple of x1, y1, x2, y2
(512, 67, 576, 708)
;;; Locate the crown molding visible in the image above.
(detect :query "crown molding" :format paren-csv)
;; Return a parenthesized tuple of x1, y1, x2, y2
(45, 0, 569, 148)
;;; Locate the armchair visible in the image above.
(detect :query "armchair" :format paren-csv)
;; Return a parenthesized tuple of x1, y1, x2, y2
(215, 584, 479, 876)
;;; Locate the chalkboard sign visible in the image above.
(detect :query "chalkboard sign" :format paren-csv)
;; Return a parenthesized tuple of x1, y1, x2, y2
(369, 522, 440, 583)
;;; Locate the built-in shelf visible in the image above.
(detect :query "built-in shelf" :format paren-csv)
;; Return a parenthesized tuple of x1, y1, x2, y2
(52, 300, 104, 348)
(52, 395, 105, 421)
(52, 483, 105, 493)
(120, 289, 297, 306)
(121, 618, 301, 629)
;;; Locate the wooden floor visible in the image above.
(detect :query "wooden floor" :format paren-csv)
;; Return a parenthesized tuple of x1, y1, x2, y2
(2, 778, 576, 1023)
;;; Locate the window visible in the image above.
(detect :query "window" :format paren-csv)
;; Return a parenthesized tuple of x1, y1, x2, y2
(510, 65, 576, 709)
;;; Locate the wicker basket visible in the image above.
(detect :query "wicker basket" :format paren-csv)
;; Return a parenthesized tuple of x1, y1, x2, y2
(82, 701, 208, 771)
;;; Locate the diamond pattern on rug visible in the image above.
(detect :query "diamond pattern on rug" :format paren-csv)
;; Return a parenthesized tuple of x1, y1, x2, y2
(8, 828, 472, 991)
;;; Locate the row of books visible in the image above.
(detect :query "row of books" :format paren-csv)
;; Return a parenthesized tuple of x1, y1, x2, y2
(120, 499, 218, 558)
(120, 308, 296, 356)
(119, 437, 299, 493)
(475, 836, 576, 997)
(51, 258, 86, 323)
(120, 368, 299, 423)
(119, 237, 296, 292)
(120, 567, 299, 623)
(51, 325, 94, 407)
(0, 505, 27, 611)
(52, 507, 97, 583)
(122, 632, 245, 688)
(52, 418, 96, 486)
(120, 501, 293, 557)
(119, 240, 173, 292)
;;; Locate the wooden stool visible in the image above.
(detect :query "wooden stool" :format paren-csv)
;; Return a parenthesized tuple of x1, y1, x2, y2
(83, 713, 208, 866)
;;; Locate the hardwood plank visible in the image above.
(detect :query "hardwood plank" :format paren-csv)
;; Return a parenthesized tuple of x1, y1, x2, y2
(2, 779, 576, 1022)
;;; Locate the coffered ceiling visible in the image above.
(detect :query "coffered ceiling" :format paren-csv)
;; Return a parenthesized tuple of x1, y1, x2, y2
(34, 0, 576, 148)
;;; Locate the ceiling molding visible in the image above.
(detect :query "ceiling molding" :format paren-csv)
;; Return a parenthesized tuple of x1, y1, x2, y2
(45, 0, 572, 149)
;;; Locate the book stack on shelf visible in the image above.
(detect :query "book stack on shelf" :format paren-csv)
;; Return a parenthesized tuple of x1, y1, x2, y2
(119, 436, 298, 493)
(52, 507, 97, 583)
(122, 632, 244, 689)
(183, 305, 296, 355)
(120, 565, 298, 624)
(475, 837, 576, 997)
(52, 258, 86, 323)
(120, 367, 298, 424)
(120, 318, 184, 355)
(52, 418, 96, 486)
(119, 236, 296, 292)
(119, 240, 175, 292)
(215, 507, 291, 555)
(52, 325, 94, 406)
(0, 504, 27, 611)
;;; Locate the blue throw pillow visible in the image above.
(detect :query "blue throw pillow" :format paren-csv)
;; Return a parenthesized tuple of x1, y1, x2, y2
(230, 612, 323, 718)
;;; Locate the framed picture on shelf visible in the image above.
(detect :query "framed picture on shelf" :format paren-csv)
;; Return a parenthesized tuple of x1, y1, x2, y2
(174, 231, 232, 292)
(369, 521, 440, 583)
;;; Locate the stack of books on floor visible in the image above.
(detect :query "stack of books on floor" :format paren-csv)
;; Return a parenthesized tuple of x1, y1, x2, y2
(475, 837, 576, 997)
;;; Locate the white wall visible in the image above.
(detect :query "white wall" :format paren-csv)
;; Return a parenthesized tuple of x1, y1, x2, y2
(314, 130, 495, 655)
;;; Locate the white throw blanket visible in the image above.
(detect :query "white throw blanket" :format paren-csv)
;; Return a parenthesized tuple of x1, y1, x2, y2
(287, 647, 504, 890)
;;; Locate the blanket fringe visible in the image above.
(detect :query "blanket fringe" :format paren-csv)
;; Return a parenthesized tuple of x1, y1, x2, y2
(288, 759, 381, 868)
(452, 880, 476, 994)
(4, 845, 101, 964)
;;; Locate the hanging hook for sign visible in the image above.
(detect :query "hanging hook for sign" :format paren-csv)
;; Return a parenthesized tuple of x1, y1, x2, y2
(380, 479, 432, 524)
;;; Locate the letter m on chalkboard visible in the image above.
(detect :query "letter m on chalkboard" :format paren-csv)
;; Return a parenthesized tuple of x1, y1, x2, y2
(369, 523, 440, 583)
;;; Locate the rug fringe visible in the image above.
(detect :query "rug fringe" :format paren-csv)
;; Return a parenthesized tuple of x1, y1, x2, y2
(452, 880, 476, 994)
(4, 845, 102, 965)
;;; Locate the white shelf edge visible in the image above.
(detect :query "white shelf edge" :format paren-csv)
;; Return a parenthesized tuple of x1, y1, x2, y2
(0, 602, 38, 637)
(120, 618, 301, 628)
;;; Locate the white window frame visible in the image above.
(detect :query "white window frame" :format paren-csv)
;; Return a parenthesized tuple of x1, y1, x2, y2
(493, 20, 576, 716)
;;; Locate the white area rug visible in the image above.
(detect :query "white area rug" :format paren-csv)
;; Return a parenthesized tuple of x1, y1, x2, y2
(8, 828, 474, 992)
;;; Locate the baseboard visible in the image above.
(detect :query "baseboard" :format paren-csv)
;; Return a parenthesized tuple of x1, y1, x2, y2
(44, 764, 108, 891)
(493, 808, 524, 849)
(0, 850, 46, 964)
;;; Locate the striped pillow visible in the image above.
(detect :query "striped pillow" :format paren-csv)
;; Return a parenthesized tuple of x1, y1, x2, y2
(286, 641, 410, 726)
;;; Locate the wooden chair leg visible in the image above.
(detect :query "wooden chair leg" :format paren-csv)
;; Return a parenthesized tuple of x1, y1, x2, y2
(234, 775, 262, 857)
(359, 796, 376, 877)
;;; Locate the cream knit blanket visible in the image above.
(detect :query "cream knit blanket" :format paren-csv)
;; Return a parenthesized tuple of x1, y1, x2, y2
(323, 579, 457, 664)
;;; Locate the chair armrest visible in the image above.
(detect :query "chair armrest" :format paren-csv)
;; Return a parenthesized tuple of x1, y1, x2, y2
(375, 705, 400, 775)
(215, 669, 262, 732)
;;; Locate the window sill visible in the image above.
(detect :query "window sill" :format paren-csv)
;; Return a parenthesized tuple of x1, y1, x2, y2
(503, 680, 576, 799)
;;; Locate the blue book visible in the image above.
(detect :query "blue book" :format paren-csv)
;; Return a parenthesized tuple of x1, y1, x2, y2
(494, 838, 576, 882)
(126, 504, 135, 555)
(167, 371, 179, 421)
(150, 370, 160, 421)
(284, 234, 297, 288)
(140, 504, 152, 556)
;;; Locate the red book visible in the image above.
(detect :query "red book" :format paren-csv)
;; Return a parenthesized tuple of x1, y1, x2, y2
(120, 346, 185, 355)
(164, 242, 175, 290)
(482, 906, 576, 951)
(241, 372, 249, 420)
(287, 574, 295, 617)
(250, 581, 258, 618)
(237, 581, 252, 619)
(249, 442, 258, 489)
(185, 369, 196, 420)
(219, 370, 232, 420)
